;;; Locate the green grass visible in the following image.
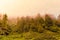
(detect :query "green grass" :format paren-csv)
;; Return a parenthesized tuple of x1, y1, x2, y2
(0, 31, 60, 40)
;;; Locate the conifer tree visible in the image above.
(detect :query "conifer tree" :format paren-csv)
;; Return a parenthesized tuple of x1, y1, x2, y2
(2, 14, 8, 28)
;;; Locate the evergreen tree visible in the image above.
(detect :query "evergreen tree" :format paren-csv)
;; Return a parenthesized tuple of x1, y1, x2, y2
(2, 14, 8, 28)
(2, 14, 9, 35)
(35, 14, 44, 25)
(24, 16, 30, 32)
(35, 14, 44, 33)
(45, 14, 53, 28)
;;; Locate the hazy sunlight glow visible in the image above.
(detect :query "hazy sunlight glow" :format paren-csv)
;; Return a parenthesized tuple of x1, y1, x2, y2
(0, 0, 60, 18)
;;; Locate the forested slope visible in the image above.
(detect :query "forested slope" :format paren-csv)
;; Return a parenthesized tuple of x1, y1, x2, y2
(0, 14, 60, 40)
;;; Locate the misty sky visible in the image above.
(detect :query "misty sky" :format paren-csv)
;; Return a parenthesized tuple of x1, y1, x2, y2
(0, 0, 60, 18)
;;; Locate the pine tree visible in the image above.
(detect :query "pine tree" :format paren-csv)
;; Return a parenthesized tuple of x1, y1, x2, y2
(45, 14, 53, 27)
(44, 14, 54, 31)
(2, 14, 8, 28)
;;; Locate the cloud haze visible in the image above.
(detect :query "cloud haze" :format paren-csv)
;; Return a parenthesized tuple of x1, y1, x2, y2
(0, 0, 60, 17)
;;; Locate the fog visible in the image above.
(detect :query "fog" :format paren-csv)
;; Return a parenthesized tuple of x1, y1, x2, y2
(0, 0, 60, 18)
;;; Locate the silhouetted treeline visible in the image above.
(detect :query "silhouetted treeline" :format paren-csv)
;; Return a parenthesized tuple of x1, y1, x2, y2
(0, 13, 60, 35)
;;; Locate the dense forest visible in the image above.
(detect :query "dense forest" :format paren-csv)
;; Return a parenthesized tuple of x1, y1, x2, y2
(0, 13, 60, 40)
